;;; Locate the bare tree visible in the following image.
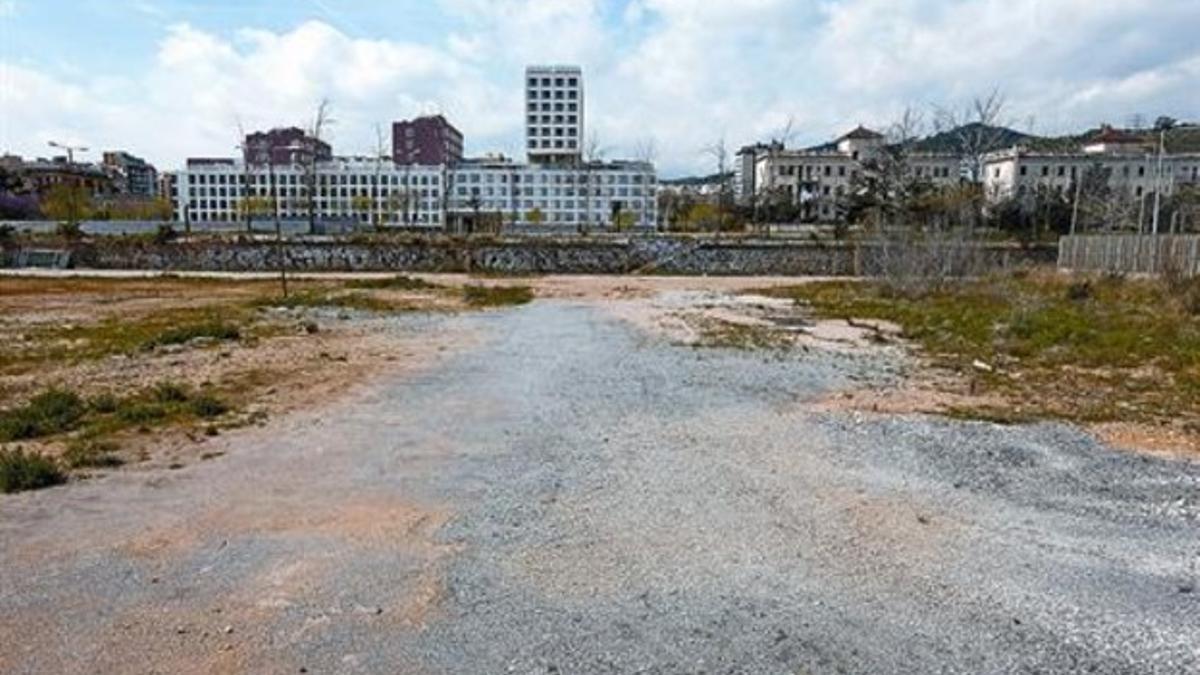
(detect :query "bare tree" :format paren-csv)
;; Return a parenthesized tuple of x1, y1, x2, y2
(235, 117, 255, 232)
(631, 137, 658, 229)
(848, 106, 925, 231)
(582, 132, 610, 228)
(633, 137, 657, 165)
(372, 122, 388, 229)
(302, 98, 335, 234)
(702, 137, 734, 231)
(769, 115, 798, 147)
(932, 88, 1009, 182)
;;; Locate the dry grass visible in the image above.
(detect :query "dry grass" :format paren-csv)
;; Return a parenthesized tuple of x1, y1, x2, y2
(0, 274, 494, 489)
(759, 270, 1200, 431)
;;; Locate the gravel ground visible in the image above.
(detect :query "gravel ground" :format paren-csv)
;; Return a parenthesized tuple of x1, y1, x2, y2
(2, 295, 1198, 674)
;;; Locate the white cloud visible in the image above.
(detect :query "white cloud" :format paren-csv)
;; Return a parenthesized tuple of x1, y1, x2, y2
(1, 1, 1197, 176)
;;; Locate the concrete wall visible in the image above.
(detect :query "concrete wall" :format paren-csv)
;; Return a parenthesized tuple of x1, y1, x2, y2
(1, 220, 365, 237)
(1059, 235, 1200, 277)
(32, 237, 1054, 276)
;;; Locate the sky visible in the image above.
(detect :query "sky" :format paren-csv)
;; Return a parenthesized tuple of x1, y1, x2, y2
(1, 0, 1198, 178)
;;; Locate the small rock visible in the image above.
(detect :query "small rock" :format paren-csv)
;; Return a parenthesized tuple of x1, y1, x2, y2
(175, 626, 188, 635)
(1180, 584, 1194, 594)
(972, 359, 994, 373)
(223, 625, 234, 634)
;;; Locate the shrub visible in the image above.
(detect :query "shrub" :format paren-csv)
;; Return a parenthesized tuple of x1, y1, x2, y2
(1065, 281, 1093, 302)
(55, 221, 83, 239)
(152, 224, 177, 244)
(63, 439, 123, 469)
(0, 448, 65, 493)
(0, 389, 87, 441)
(188, 394, 228, 419)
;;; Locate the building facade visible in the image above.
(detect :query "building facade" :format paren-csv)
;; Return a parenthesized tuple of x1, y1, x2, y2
(737, 127, 961, 221)
(0, 155, 114, 198)
(242, 127, 333, 166)
(392, 115, 463, 166)
(170, 157, 655, 230)
(525, 65, 584, 164)
(981, 127, 1200, 205)
(102, 151, 158, 198)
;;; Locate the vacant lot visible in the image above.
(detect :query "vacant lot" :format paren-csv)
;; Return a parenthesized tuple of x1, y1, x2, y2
(0, 274, 532, 484)
(1, 272, 1197, 674)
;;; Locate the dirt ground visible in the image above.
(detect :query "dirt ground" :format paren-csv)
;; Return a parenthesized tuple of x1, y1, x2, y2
(2, 272, 1197, 673)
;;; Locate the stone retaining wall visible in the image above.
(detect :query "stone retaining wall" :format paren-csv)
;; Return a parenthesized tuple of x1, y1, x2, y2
(16, 237, 1056, 276)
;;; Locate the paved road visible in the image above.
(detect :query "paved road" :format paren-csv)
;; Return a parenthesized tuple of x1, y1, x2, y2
(2, 298, 1198, 674)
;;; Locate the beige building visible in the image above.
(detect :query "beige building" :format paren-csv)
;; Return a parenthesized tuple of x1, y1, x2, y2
(736, 126, 961, 222)
(982, 126, 1200, 205)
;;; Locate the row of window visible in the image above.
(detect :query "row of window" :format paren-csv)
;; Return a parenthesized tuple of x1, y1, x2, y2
(456, 186, 645, 198)
(189, 173, 441, 186)
(527, 88, 578, 100)
(188, 187, 440, 199)
(529, 139, 578, 150)
(1010, 163, 1200, 180)
(188, 200, 441, 211)
(528, 76, 579, 88)
(458, 172, 648, 184)
(527, 102, 578, 113)
(529, 127, 578, 138)
(528, 114, 578, 125)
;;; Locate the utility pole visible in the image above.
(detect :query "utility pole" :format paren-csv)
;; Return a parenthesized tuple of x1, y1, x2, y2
(1070, 170, 1082, 235)
(1151, 123, 1170, 235)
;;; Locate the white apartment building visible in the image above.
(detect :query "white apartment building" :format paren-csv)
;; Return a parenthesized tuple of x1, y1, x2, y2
(525, 65, 584, 164)
(737, 126, 961, 221)
(171, 156, 656, 229)
(172, 158, 446, 227)
(982, 127, 1200, 204)
(447, 157, 655, 228)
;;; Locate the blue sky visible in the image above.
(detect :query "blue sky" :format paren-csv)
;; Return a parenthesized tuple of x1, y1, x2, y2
(2, 0, 1198, 177)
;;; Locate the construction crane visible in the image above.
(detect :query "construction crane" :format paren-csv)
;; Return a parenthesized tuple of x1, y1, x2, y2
(47, 140, 89, 164)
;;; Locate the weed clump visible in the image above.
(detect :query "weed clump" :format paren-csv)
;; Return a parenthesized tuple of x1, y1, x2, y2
(462, 285, 534, 308)
(346, 275, 440, 291)
(144, 320, 240, 350)
(88, 393, 119, 414)
(63, 439, 124, 469)
(189, 394, 228, 419)
(0, 448, 65, 493)
(116, 401, 168, 425)
(0, 389, 87, 441)
(153, 380, 190, 403)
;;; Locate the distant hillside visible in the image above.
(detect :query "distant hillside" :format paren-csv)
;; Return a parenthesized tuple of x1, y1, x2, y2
(910, 122, 1032, 153)
(660, 172, 732, 186)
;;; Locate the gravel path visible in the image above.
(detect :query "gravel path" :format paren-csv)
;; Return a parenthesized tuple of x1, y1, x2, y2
(2, 296, 1198, 674)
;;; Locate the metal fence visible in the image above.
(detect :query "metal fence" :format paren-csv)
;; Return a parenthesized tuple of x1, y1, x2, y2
(1058, 235, 1200, 277)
